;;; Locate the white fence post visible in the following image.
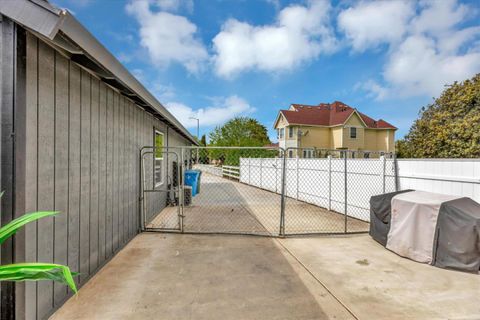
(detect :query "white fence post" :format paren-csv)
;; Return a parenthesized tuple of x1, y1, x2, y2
(248, 158, 251, 185)
(260, 158, 263, 189)
(275, 158, 278, 193)
(328, 155, 332, 211)
(381, 155, 386, 194)
(296, 156, 299, 200)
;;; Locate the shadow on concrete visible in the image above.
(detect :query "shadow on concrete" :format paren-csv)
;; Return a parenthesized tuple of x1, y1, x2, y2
(51, 233, 350, 319)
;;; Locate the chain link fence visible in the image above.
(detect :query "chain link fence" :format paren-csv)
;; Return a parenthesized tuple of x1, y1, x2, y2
(142, 146, 397, 236)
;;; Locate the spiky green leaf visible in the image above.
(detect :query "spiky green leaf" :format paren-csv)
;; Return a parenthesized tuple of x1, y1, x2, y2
(0, 211, 58, 245)
(0, 263, 78, 293)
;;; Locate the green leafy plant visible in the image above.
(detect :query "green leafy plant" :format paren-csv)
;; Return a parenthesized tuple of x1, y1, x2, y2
(396, 73, 480, 158)
(0, 207, 78, 293)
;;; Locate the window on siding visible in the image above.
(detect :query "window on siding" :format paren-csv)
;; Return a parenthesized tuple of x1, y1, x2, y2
(279, 128, 285, 139)
(154, 130, 164, 187)
(288, 127, 294, 138)
(350, 127, 357, 139)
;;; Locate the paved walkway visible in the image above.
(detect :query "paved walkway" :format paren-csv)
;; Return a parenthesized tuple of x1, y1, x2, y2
(148, 172, 368, 235)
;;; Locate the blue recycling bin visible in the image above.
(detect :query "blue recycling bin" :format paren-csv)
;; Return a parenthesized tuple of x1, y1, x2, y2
(185, 170, 201, 196)
(193, 170, 202, 193)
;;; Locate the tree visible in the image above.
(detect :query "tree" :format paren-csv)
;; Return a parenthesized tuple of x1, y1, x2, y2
(200, 134, 207, 146)
(207, 117, 274, 165)
(396, 74, 480, 158)
(209, 117, 271, 147)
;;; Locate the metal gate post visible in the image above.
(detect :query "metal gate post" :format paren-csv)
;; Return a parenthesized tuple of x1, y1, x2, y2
(344, 151, 348, 233)
(140, 151, 150, 232)
(139, 148, 144, 232)
(279, 149, 287, 236)
(393, 153, 399, 192)
(179, 147, 185, 232)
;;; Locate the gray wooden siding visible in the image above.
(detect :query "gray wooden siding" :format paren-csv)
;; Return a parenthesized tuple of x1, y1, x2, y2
(19, 32, 190, 320)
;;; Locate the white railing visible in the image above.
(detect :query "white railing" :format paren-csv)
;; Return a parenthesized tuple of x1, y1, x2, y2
(193, 164, 223, 176)
(222, 165, 240, 180)
(193, 164, 241, 180)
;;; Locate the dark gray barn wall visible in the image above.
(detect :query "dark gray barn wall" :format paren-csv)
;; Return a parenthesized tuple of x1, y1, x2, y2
(0, 16, 16, 319)
(15, 31, 190, 320)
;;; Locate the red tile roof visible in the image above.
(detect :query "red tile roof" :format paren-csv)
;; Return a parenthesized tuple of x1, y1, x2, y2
(264, 142, 279, 148)
(278, 101, 396, 129)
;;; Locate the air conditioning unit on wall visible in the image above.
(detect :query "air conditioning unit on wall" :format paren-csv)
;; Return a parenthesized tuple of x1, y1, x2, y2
(184, 186, 192, 206)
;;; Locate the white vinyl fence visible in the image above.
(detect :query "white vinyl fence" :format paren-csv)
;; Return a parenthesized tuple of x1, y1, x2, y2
(240, 157, 480, 222)
(396, 159, 480, 203)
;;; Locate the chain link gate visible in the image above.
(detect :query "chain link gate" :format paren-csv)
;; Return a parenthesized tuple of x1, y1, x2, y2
(140, 146, 397, 237)
(182, 146, 285, 236)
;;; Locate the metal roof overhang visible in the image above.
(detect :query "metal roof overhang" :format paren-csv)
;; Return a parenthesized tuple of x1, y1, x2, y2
(0, 0, 198, 145)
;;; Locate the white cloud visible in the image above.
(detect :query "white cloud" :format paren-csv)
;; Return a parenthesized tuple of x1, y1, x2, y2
(155, 0, 193, 13)
(152, 83, 176, 100)
(265, 0, 281, 10)
(341, 0, 480, 99)
(411, 0, 469, 35)
(165, 95, 256, 128)
(212, 0, 338, 78)
(338, 0, 414, 52)
(355, 80, 388, 100)
(126, 0, 208, 73)
(383, 35, 480, 97)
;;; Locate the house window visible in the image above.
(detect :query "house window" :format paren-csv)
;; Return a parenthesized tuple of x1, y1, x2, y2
(303, 149, 313, 158)
(279, 128, 285, 139)
(350, 127, 357, 139)
(288, 150, 293, 158)
(288, 127, 294, 138)
(154, 130, 164, 187)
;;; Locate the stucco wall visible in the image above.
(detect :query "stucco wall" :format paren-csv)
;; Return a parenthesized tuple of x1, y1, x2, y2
(375, 130, 395, 152)
(298, 126, 330, 149)
(364, 129, 378, 150)
(331, 127, 343, 149)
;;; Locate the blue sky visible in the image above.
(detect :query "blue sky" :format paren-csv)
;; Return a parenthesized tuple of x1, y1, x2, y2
(52, 0, 480, 142)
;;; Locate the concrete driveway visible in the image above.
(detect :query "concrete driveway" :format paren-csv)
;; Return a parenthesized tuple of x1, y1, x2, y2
(279, 235, 480, 319)
(50, 233, 352, 320)
(51, 233, 480, 320)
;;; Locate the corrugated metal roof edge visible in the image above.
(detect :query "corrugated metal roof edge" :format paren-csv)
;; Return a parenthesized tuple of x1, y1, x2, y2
(0, 0, 198, 145)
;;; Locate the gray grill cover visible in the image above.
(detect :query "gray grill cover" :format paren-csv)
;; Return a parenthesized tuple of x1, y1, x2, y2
(433, 197, 480, 273)
(369, 190, 414, 246)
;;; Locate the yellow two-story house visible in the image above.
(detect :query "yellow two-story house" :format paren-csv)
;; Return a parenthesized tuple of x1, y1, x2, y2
(273, 101, 396, 157)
